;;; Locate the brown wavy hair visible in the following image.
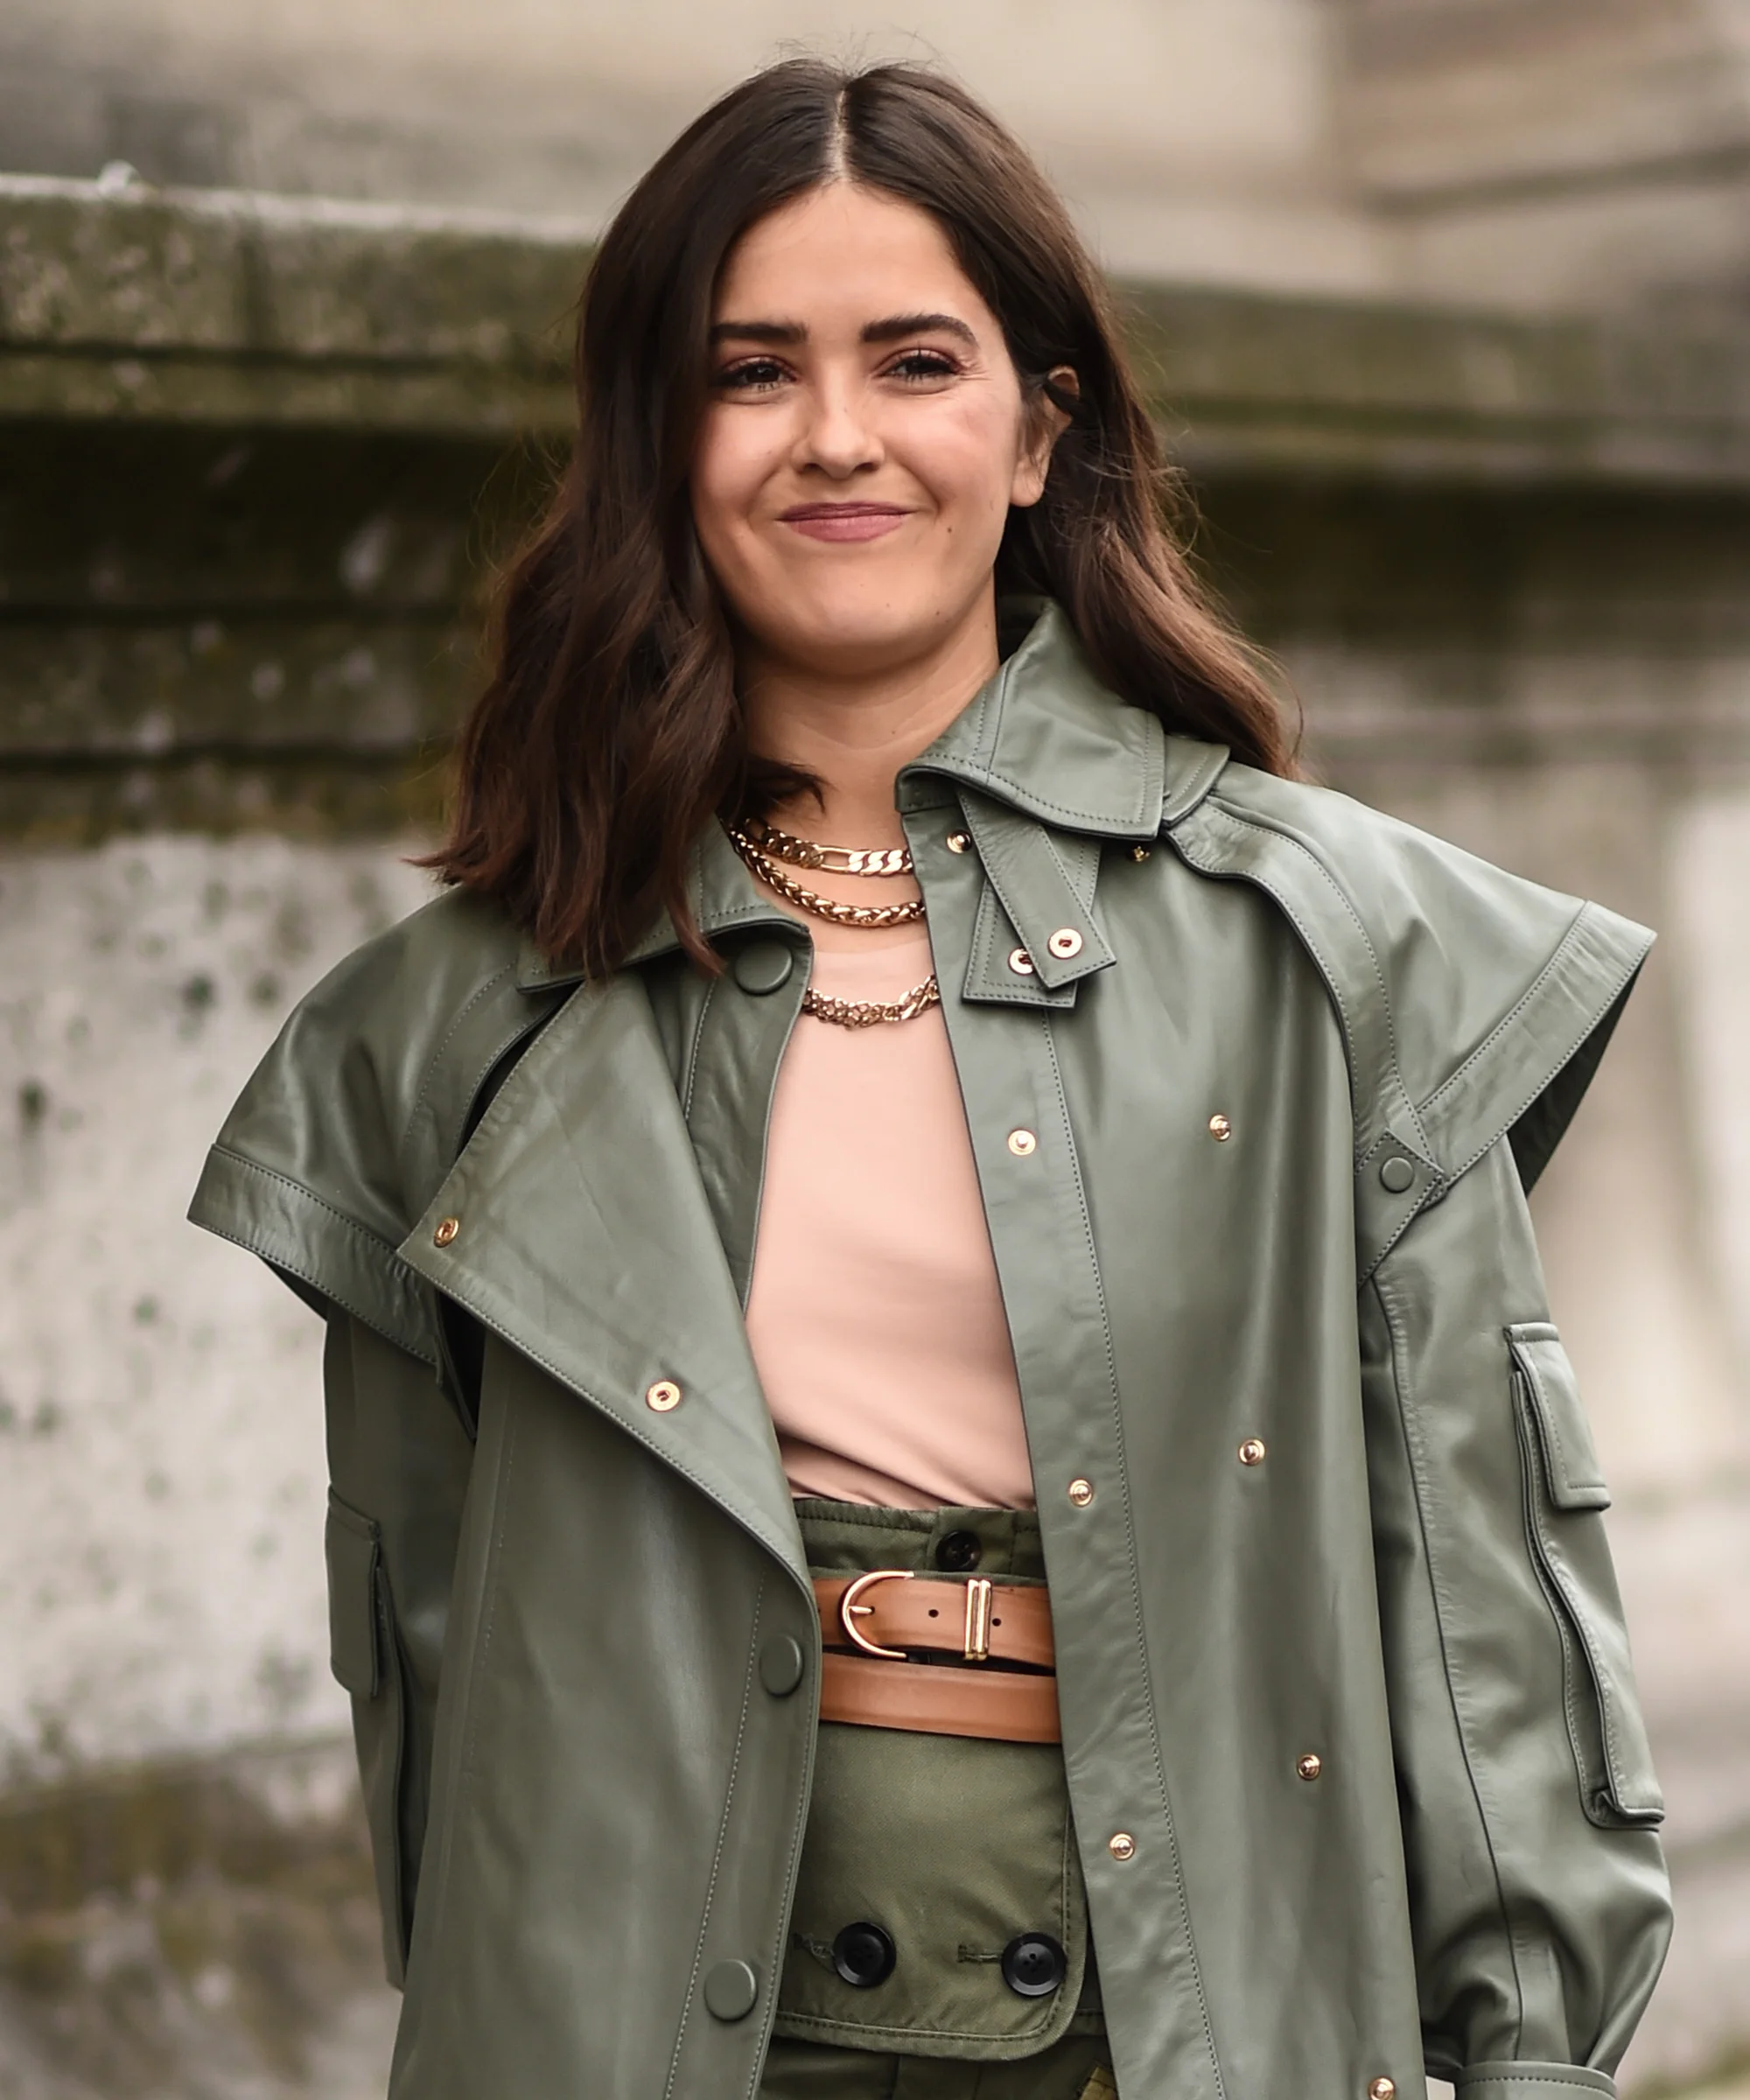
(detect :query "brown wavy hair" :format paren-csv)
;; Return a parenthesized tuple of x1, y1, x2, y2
(427, 57, 1293, 975)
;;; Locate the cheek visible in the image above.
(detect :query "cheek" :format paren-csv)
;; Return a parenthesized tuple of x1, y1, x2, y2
(690, 410, 766, 556)
(903, 397, 1026, 519)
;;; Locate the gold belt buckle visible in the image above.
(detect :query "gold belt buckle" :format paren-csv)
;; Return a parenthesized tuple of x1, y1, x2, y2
(962, 1577, 993, 1662)
(838, 1569, 913, 1660)
(838, 1569, 998, 1663)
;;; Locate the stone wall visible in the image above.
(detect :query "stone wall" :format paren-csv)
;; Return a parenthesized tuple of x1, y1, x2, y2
(8, 0, 1750, 315)
(2, 177, 1747, 2094)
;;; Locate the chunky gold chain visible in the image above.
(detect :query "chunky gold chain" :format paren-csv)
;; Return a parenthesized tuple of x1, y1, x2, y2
(802, 975, 942, 1028)
(741, 816, 913, 878)
(726, 827, 926, 928)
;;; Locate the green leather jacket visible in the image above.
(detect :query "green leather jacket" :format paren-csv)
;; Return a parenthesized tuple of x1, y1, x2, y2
(190, 603, 1670, 2100)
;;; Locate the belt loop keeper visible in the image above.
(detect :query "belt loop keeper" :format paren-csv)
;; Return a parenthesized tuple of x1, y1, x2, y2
(963, 1577, 994, 1662)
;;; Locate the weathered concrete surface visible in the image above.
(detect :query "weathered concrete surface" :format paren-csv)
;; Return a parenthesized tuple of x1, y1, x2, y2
(0, 836, 433, 1782)
(8, 0, 1750, 316)
(1330, 0, 1750, 318)
(0, 0, 1387, 299)
(7, 176, 1750, 482)
(0, 1739, 397, 2099)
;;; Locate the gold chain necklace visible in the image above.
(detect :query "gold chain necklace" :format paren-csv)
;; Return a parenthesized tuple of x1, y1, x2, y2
(726, 826, 926, 929)
(801, 976, 942, 1029)
(740, 816, 913, 878)
(724, 819, 939, 1026)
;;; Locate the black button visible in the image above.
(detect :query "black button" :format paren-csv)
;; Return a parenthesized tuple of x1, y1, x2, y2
(732, 941, 794, 995)
(831, 1922, 897, 1988)
(1001, 1932, 1067, 1998)
(934, 1530, 982, 1572)
(759, 1634, 805, 1698)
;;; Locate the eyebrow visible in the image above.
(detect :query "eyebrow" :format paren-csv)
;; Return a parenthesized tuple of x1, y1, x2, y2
(708, 312, 979, 347)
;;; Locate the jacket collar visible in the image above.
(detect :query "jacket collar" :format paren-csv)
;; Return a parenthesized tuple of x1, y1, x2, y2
(515, 598, 1228, 991)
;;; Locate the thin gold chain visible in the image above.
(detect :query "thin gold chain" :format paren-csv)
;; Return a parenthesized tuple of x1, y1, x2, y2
(726, 827, 926, 928)
(741, 816, 913, 878)
(802, 975, 942, 1028)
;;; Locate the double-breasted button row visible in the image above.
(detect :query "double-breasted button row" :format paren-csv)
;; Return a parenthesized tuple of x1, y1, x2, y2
(828, 1922, 1066, 1998)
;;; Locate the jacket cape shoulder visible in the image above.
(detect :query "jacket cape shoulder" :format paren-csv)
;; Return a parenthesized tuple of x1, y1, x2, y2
(188, 884, 556, 1364)
(1166, 755, 1653, 1277)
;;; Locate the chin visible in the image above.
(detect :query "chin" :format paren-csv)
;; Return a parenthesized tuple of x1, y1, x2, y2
(759, 580, 984, 676)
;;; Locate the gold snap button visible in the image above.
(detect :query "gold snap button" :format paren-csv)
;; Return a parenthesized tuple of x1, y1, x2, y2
(646, 1379, 682, 1412)
(1107, 1831, 1137, 1862)
(1208, 1114, 1232, 1142)
(1368, 2081, 1396, 2100)
(1046, 928, 1083, 960)
(1131, 844, 1152, 863)
(1239, 1437, 1267, 1466)
(432, 1216, 460, 1248)
(1068, 1477, 1095, 1508)
(1297, 1752, 1323, 1782)
(1007, 1128, 1038, 1157)
(1007, 947, 1035, 976)
(946, 830, 971, 854)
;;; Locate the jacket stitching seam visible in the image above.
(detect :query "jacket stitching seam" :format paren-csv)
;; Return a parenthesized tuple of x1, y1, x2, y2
(194, 1156, 434, 1362)
(1039, 1018, 1226, 2100)
(207, 1144, 406, 1254)
(1417, 913, 1589, 1118)
(664, 1576, 763, 2100)
(1455, 2079, 1614, 2090)
(682, 975, 719, 1124)
(1430, 946, 1648, 1188)
(1371, 1256, 1530, 2052)
(199, 1217, 433, 1365)
(1455, 2076, 1613, 2089)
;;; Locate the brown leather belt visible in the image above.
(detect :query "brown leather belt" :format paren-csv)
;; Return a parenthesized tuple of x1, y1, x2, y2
(812, 1572, 1060, 1745)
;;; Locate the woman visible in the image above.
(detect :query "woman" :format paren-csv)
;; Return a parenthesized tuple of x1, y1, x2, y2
(190, 59, 1671, 2100)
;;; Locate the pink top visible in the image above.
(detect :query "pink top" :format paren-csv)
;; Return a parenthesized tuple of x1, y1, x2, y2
(743, 920, 1035, 1509)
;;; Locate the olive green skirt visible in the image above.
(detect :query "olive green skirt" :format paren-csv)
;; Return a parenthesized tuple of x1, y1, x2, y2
(774, 1501, 1106, 2087)
(760, 2032, 1116, 2098)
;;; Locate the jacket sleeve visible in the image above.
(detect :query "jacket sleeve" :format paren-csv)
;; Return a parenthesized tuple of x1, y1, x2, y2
(1172, 770, 1672, 2089)
(1361, 1138, 1671, 2091)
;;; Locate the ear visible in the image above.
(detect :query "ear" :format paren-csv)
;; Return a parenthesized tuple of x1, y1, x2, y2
(1010, 366, 1078, 509)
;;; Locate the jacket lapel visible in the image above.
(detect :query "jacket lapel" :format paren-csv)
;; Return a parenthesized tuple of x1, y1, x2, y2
(399, 967, 808, 1584)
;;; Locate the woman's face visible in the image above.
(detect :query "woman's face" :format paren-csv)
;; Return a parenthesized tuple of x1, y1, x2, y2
(690, 183, 1056, 682)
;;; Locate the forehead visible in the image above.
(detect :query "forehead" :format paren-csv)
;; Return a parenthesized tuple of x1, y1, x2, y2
(712, 184, 992, 331)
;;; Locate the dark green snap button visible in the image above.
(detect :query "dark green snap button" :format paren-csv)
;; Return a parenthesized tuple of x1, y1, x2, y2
(703, 1958, 760, 2021)
(759, 1634, 805, 1698)
(732, 941, 794, 995)
(1379, 1155, 1416, 1194)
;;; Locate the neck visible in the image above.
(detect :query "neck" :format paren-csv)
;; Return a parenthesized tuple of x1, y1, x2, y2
(739, 597, 1000, 846)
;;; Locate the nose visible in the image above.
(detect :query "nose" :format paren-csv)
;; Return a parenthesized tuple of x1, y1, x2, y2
(792, 374, 882, 479)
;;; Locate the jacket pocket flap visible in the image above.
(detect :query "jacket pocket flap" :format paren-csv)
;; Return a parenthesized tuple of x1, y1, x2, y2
(1508, 1323, 1610, 1510)
(325, 1492, 383, 1699)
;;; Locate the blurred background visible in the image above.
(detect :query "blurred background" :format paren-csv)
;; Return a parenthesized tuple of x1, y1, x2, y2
(2, 4, 1748, 2096)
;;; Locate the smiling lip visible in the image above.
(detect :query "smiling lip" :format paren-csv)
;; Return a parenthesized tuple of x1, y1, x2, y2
(779, 502, 912, 543)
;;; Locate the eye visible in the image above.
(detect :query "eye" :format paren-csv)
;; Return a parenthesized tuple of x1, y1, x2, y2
(885, 348, 962, 383)
(713, 356, 791, 393)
